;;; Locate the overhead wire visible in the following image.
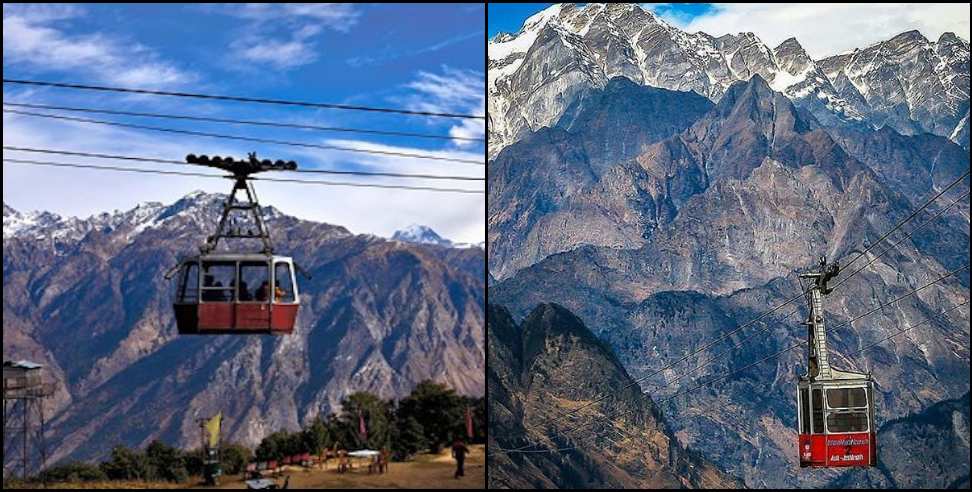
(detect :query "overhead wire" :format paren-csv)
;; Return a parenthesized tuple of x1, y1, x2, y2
(1, 146, 484, 182)
(2, 159, 485, 194)
(2, 109, 485, 166)
(651, 187, 971, 391)
(2, 78, 486, 120)
(1, 101, 484, 142)
(834, 168, 971, 279)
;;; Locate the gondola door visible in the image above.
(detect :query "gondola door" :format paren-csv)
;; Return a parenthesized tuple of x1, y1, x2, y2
(199, 260, 236, 330)
(235, 259, 272, 331)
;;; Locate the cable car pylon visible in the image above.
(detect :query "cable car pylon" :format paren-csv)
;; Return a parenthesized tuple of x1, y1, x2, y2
(797, 256, 876, 468)
(167, 152, 302, 335)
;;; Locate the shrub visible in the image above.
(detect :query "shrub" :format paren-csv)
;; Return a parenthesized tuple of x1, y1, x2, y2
(145, 439, 188, 483)
(221, 443, 251, 475)
(38, 461, 107, 483)
(100, 445, 149, 481)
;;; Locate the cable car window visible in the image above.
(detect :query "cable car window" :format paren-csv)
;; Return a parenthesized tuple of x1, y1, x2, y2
(827, 387, 867, 409)
(239, 261, 269, 302)
(178, 262, 199, 303)
(827, 411, 869, 433)
(800, 388, 810, 434)
(812, 388, 824, 434)
(201, 262, 235, 302)
(274, 262, 296, 303)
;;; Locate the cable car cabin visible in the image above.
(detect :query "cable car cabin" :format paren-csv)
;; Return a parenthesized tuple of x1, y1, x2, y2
(797, 373, 876, 467)
(173, 254, 299, 335)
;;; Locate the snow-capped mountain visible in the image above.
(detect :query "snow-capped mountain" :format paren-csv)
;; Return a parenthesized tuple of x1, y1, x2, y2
(2, 191, 294, 253)
(391, 224, 483, 249)
(392, 224, 454, 247)
(487, 3, 970, 158)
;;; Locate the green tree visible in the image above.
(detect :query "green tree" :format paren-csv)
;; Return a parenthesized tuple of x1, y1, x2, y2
(301, 416, 331, 456)
(398, 380, 465, 453)
(184, 448, 204, 477)
(255, 431, 285, 461)
(145, 439, 188, 483)
(255, 430, 306, 461)
(340, 392, 392, 450)
(220, 443, 251, 475)
(100, 445, 148, 481)
(465, 396, 486, 444)
(390, 415, 427, 461)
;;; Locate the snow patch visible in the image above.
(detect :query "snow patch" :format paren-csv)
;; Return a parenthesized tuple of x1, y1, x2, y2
(487, 4, 563, 61)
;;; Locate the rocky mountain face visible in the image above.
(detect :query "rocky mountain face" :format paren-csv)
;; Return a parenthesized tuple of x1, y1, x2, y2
(952, 110, 970, 149)
(3, 192, 484, 466)
(831, 392, 971, 489)
(488, 57, 969, 488)
(487, 303, 739, 489)
(488, 77, 712, 279)
(488, 3, 970, 159)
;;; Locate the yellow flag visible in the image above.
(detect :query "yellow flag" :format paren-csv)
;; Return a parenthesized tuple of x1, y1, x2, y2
(205, 412, 222, 449)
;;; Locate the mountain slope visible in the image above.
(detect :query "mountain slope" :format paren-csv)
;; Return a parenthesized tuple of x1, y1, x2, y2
(488, 74, 970, 487)
(831, 392, 971, 489)
(3, 192, 485, 465)
(488, 77, 712, 280)
(487, 303, 739, 489)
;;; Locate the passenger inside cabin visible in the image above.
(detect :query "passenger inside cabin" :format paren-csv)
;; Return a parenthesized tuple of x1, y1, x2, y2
(238, 280, 251, 301)
(202, 274, 225, 302)
(256, 281, 286, 302)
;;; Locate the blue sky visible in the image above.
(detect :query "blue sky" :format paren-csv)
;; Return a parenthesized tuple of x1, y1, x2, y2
(3, 3, 485, 243)
(488, 3, 714, 39)
(488, 3, 969, 58)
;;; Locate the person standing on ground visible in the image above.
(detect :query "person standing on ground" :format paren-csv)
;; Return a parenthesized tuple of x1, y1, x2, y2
(451, 438, 469, 479)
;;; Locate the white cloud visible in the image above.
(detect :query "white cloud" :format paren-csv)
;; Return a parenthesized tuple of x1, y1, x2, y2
(221, 3, 360, 70)
(2, 5, 193, 88)
(228, 3, 359, 31)
(648, 3, 970, 59)
(399, 67, 486, 149)
(2, 108, 485, 244)
(232, 37, 319, 69)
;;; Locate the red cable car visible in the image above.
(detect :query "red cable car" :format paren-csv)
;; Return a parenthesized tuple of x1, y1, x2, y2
(167, 153, 302, 335)
(173, 254, 299, 335)
(796, 258, 876, 467)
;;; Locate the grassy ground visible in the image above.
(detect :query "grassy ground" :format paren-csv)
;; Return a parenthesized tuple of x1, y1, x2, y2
(11, 445, 485, 489)
(201, 445, 485, 489)
(8, 480, 184, 489)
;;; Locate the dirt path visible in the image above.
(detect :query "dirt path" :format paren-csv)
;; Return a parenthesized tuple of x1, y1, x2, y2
(201, 445, 485, 489)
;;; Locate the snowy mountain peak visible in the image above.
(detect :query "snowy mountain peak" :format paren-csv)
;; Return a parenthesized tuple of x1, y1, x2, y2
(488, 4, 968, 158)
(392, 224, 453, 247)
